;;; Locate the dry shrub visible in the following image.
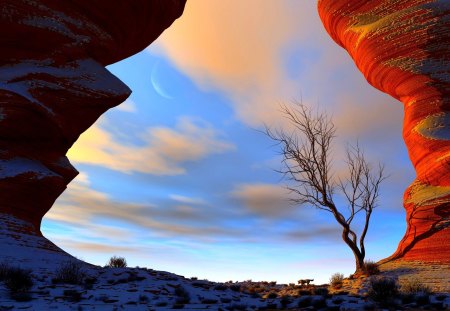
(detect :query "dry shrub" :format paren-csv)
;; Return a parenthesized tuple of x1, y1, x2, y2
(400, 278, 432, 295)
(107, 256, 127, 268)
(364, 260, 380, 276)
(53, 261, 85, 284)
(329, 273, 344, 288)
(368, 277, 399, 307)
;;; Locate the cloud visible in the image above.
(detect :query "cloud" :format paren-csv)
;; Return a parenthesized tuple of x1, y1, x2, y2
(333, 93, 403, 143)
(230, 183, 295, 218)
(152, 1, 326, 127)
(169, 194, 206, 205)
(149, 0, 413, 211)
(45, 172, 242, 241)
(67, 116, 234, 175)
(115, 99, 137, 113)
(54, 240, 139, 254)
(44, 171, 387, 265)
(45, 174, 336, 249)
(153, 1, 407, 173)
(284, 226, 342, 242)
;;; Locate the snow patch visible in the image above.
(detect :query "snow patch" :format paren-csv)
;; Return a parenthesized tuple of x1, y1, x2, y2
(0, 157, 60, 179)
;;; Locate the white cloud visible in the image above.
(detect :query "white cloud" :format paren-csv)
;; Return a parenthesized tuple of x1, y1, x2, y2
(169, 194, 206, 205)
(115, 99, 137, 113)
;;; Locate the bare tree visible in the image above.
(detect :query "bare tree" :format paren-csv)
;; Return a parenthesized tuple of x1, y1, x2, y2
(265, 102, 386, 275)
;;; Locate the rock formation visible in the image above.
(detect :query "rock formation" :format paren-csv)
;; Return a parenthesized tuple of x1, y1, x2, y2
(318, 0, 449, 262)
(0, 0, 186, 265)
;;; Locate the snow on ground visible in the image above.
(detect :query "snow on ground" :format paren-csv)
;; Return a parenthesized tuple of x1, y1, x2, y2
(1, 215, 449, 310)
(0, 262, 449, 311)
(0, 264, 353, 310)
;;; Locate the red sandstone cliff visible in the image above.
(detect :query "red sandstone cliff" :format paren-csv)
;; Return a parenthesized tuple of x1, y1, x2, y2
(0, 0, 186, 264)
(318, 0, 450, 263)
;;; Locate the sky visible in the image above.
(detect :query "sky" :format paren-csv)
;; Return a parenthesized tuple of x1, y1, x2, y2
(42, 1, 415, 284)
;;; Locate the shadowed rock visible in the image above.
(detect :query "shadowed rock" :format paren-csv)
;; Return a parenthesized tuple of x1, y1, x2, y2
(318, 0, 449, 263)
(0, 0, 186, 267)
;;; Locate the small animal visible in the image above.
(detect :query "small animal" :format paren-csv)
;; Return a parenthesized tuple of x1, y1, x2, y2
(297, 279, 314, 286)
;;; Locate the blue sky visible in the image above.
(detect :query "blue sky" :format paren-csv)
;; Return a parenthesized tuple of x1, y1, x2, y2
(42, 1, 414, 284)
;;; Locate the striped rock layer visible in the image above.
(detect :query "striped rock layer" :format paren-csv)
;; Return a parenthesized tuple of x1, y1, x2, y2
(0, 0, 186, 260)
(318, 0, 450, 262)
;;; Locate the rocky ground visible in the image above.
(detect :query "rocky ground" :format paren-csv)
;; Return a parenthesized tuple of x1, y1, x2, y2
(331, 260, 450, 295)
(0, 261, 449, 311)
(1, 224, 448, 311)
(378, 260, 450, 293)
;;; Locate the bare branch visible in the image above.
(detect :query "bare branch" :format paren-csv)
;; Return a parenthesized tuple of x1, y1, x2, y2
(265, 101, 387, 275)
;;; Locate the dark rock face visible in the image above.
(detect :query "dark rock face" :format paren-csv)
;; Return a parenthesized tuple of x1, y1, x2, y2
(318, 0, 450, 262)
(0, 0, 186, 261)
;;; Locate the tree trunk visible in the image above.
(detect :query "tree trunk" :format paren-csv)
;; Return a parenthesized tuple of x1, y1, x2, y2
(342, 228, 366, 275)
(354, 254, 365, 276)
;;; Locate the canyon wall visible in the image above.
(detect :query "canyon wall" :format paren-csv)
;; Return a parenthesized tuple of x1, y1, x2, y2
(318, 0, 449, 262)
(0, 0, 186, 262)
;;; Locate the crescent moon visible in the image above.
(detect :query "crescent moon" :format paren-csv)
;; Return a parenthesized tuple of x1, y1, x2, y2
(151, 62, 173, 99)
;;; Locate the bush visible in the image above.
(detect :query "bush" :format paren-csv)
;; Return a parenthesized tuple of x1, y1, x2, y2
(400, 279, 432, 307)
(330, 273, 344, 288)
(3, 267, 33, 293)
(368, 277, 398, 307)
(400, 278, 432, 295)
(364, 260, 380, 276)
(53, 261, 85, 284)
(107, 256, 127, 268)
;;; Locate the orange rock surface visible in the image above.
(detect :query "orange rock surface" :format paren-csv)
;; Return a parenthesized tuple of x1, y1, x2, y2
(318, 0, 450, 262)
(0, 0, 186, 257)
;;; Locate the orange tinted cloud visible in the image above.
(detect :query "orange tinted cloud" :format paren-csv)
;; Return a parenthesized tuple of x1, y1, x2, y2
(230, 183, 295, 217)
(153, 1, 321, 126)
(54, 240, 138, 254)
(154, 1, 402, 143)
(68, 116, 234, 175)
